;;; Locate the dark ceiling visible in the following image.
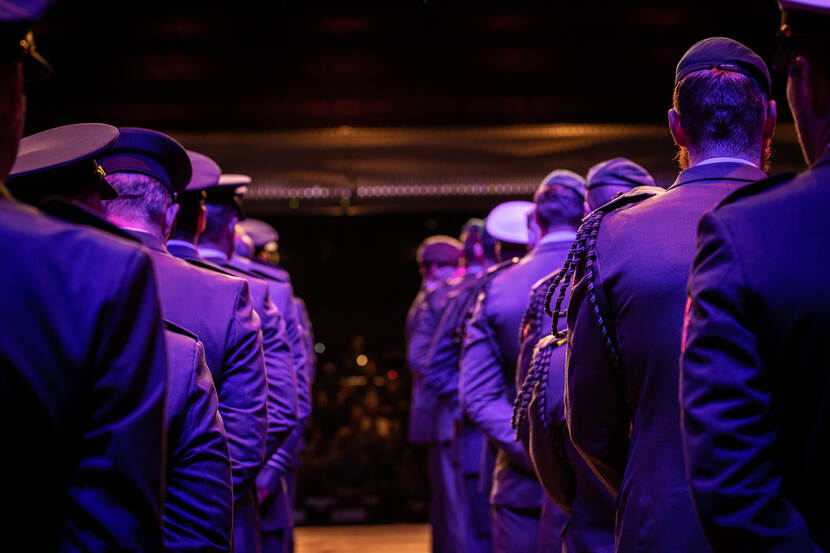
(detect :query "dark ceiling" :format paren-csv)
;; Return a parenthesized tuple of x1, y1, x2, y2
(23, 1, 798, 212)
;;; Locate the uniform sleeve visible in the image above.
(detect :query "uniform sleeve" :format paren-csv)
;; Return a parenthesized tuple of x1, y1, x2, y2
(565, 254, 629, 496)
(221, 281, 268, 503)
(257, 286, 311, 495)
(527, 344, 576, 514)
(407, 292, 441, 379)
(258, 289, 300, 461)
(282, 290, 311, 423)
(681, 211, 818, 553)
(295, 297, 317, 385)
(460, 290, 533, 473)
(424, 295, 463, 398)
(63, 249, 167, 553)
(165, 339, 233, 553)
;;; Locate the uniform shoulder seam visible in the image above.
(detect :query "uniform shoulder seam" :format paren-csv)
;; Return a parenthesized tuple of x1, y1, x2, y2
(592, 185, 665, 216)
(715, 171, 796, 209)
(164, 320, 199, 341)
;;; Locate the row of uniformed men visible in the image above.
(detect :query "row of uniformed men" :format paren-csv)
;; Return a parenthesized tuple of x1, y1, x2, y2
(407, 158, 648, 553)
(407, 3, 830, 552)
(0, 6, 312, 551)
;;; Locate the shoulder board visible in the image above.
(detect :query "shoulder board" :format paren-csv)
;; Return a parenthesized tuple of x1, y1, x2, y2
(164, 320, 199, 341)
(249, 260, 291, 283)
(485, 257, 520, 277)
(531, 268, 560, 295)
(592, 185, 666, 216)
(186, 257, 237, 278)
(475, 258, 520, 293)
(716, 171, 796, 209)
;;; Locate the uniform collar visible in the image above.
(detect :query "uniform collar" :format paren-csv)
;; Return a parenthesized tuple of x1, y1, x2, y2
(539, 230, 577, 245)
(198, 246, 229, 262)
(122, 227, 166, 252)
(695, 156, 758, 168)
(670, 161, 767, 190)
(166, 238, 198, 252)
(37, 198, 138, 243)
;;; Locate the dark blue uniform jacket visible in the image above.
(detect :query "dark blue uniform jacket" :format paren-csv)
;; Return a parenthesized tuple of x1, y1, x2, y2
(681, 149, 830, 553)
(409, 282, 460, 443)
(425, 269, 502, 492)
(167, 242, 299, 467)
(235, 256, 313, 533)
(461, 239, 572, 508)
(231, 254, 310, 493)
(566, 162, 766, 553)
(131, 232, 271, 505)
(0, 197, 167, 552)
(201, 252, 301, 466)
(516, 272, 614, 553)
(406, 285, 444, 443)
(163, 323, 233, 553)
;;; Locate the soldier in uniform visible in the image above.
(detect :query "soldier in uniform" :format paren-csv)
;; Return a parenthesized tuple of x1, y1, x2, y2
(163, 153, 301, 553)
(232, 211, 316, 553)
(513, 158, 657, 553)
(412, 221, 497, 553)
(421, 218, 499, 553)
(97, 128, 293, 551)
(680, 3, 830, 551)
(238, 218, 289, 278)
(163, 323, 234, 552)
(461, 170, 585, 553)
(0, 188, 169, 552)
(1, 26, 168, 545)
(235, 216, 315, 553)
(406, 235, 463, 553)
(564, 38, 776, 553)
(8, 123, 243, 551)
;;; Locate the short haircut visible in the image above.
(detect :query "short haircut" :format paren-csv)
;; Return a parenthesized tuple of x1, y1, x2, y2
(673, 69, 768, 161)
(534, 184, 584, 231)
(201, 202, 238, 245)
(102, 172, 170, 228)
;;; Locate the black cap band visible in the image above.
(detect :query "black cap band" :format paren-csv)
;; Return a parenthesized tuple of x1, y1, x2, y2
(103, 152, 175, 198)
(675, 37, 772, 97)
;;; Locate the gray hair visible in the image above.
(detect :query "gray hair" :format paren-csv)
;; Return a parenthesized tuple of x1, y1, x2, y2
(102, 172, 171, 228)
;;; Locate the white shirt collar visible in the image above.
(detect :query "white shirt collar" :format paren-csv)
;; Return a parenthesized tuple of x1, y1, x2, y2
(119, 226, 153, 236)
(695, 157, 758, 168)
(197, 247, 229, 262)
(540, 230, 577, 245)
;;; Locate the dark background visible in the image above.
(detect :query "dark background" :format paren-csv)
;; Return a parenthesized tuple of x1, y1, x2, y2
(27, 0, 801, 524)
(28, 1, 785, 130)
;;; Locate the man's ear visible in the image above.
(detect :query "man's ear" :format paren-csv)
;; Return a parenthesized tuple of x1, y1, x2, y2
(763, 99, 777, 142)
(164, 202, 180, 239)
(197, 204, 207, 235)
(668, 108, 688, 148)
